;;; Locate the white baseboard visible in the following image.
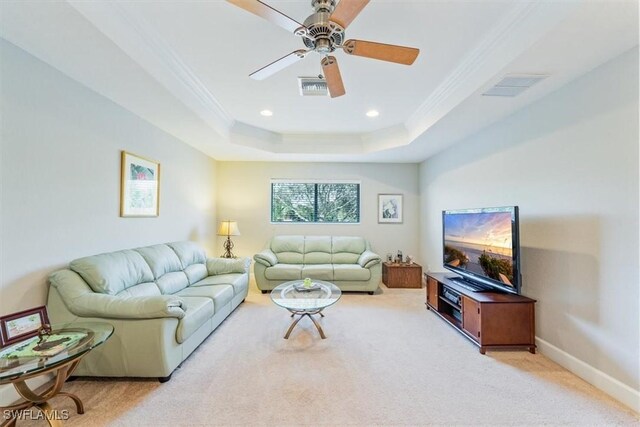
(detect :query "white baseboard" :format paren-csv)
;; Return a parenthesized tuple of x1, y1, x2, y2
(536, 337, 640, 413)
(0, 375, 52, 406)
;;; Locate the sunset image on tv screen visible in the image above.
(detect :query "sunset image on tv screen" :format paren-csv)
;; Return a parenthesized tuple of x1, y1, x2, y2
(444, 211, 514, 286)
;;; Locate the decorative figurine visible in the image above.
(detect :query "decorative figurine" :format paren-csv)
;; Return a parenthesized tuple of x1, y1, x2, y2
(37, 324, 52, 343)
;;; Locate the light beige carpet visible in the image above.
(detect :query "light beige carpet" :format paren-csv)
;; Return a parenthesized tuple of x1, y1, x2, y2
(19, 284, 639, 426)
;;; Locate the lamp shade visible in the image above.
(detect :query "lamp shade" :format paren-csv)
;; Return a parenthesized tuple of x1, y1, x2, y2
(217, 220, 241, 236)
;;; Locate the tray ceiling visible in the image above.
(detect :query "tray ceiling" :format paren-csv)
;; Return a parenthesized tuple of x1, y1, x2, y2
(1, 1, 637, 162)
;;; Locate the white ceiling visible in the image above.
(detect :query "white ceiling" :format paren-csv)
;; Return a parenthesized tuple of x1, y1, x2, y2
(1, 0, 638, 162)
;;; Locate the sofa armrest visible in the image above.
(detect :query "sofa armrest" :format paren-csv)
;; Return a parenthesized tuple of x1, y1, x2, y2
(206, 257, 251, 275)
(49, 269, 185, 320)
(70, 294, 185, 320)
(253, 249, 278, 267)
(358, 250, 381, 269)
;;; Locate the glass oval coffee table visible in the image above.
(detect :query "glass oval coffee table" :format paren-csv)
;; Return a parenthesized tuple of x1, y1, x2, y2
(0, 321, 113, 426)
(271, 279, 341, 339)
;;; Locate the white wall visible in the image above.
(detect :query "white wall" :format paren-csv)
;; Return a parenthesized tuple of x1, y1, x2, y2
(0, 40, 218, 315)
(216, 162, 419, 262)
(419, 48, 639, 407)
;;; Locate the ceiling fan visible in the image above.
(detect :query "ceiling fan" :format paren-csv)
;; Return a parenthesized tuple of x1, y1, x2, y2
(227, 0, 420, 98)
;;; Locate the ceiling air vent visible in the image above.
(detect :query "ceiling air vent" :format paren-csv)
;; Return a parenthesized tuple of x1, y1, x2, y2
(482, 74, 549, 97)
(298, 76, 328, 96)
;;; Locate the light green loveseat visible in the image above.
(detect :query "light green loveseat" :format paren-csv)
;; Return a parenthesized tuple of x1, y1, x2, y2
(253, 236, 381, 294)
(47, 241, 250, 382)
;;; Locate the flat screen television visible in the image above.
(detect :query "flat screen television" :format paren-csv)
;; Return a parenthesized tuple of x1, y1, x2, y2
(442, 206, 521, 294)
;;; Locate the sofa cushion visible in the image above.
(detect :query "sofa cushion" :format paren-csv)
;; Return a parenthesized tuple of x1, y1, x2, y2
(156, 271, 190, 295)
(207, 258, 249, 275)
(175, 296, 214, 344)
(116, 282, 161, 298)
(331, 236, 366, 264)
(271, 236, 304, 264)
(303, 236, 332, 264)
(70, 250, 154, 296)
(184, 264, 208, 284)
(177, 285, 234, 313)
(134, 244, 183, 279)
(264, 264, 303, 281)
(301, 264, 333, 281)
(168, 241, 206, 268)
(193, 274, 248, 296)
(333, 264, 371, 281)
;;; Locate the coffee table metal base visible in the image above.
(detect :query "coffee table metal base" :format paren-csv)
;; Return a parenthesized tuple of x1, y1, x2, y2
(284, 310, 326, 339)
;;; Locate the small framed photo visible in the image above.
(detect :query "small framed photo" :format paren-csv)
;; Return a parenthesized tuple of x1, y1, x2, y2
(120, 151, 160, 217)
(0, 306, 49, 347)
(378, 194, 403, 223)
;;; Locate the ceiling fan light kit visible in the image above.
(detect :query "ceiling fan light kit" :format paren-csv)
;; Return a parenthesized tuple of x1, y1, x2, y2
(228, 0, 420, 98)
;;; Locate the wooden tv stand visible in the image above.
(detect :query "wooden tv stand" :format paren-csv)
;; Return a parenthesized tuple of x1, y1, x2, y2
(425, 272, 536, 354)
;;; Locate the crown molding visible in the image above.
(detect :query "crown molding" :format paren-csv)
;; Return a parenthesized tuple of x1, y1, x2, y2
(68, 0, 234, 138)
(405, 1, 580, 142)
(111, 3, 234, 128)
(406, 2, 538, 133)
(67, 0, 579, 158)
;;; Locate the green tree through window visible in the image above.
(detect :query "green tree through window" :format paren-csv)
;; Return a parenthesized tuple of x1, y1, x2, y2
(271, 182, 360, 223)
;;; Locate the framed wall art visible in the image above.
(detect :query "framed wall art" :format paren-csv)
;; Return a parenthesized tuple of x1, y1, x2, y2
(120, 151, 160, 217)
(378, 194, 403, 224)
(0, 306, 50, 347)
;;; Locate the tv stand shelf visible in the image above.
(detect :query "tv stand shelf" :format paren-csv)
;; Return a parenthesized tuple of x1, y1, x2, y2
(438, 296, 460, 310)
(426, 272, 536, 354)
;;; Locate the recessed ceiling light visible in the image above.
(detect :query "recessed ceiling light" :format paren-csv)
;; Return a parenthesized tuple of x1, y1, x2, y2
(260, 110, 273, 117)
(366, 110, 379, 118)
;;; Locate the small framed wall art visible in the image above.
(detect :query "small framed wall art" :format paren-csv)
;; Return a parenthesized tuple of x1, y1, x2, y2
(120, 151, 160, 217)
(0, 306, 50, 347)
(378, 194, 403, 223)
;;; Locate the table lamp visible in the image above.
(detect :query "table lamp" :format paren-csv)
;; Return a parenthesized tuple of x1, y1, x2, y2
(217, 220, 240, 258)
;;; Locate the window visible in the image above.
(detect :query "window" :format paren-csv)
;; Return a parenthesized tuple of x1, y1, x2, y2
(271, 181, 360, 223)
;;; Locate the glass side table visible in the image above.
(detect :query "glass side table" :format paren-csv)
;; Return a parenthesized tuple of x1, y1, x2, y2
(271, 280, 341, 339)
(0, 322, 114, 426)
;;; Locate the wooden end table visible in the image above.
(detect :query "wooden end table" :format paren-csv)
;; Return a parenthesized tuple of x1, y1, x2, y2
(382, 262, 423, 288)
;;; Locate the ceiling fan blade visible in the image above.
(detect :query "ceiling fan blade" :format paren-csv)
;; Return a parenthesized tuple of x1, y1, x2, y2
(250, 50, 308, 80)
(330, 0, 370, 29)
(321, 56, 346, 98)
(227, 0, 304, 34)
(343, 39, 419, 65)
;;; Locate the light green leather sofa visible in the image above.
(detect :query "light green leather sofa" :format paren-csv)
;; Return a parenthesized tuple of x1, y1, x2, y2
(253, 236, 381, 294)
(47, 241, 250, 382)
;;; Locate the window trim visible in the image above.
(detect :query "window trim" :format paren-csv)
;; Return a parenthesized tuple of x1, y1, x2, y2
(270, 179, 361, 225)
